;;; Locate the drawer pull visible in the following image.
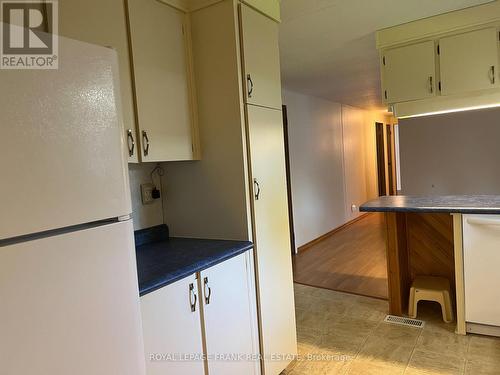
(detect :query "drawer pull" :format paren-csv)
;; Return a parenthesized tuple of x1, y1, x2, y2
(189, 283, 197, 312)
(203, 277, 211, 305)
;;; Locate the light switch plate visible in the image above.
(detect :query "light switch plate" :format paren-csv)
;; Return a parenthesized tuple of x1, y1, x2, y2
(141, 183, 155, 205)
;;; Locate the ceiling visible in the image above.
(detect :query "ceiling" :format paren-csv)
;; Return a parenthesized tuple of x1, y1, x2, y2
(279, 0, 494, 111)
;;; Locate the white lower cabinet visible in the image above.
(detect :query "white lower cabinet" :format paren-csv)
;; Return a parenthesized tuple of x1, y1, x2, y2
(140, 251, 260, 375)
(463, 215, 500, 327)
(140, 274, 205, 375)
(201, 251, 260, 375)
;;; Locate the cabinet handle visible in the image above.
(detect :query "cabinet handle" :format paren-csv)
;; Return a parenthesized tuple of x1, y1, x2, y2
(429, 76, 433, 93)
(127, 129, 135, 157)
(490, 66, 496, 85)
(189, 283, 197, 312)
(247, 74, 254, 98)
(203, 277, 211, 305)
(253, 178, 260, 200)
(142, 130, 149, 157)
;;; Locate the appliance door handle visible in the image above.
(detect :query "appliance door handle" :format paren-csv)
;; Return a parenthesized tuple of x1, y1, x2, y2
(247, 74, 253, 98)
(490, 66, 496, 85)
(142, 130, 149, 157)
(466, 217, 500, 226)
(253, 178, 260, 200)
(429, 76, 433, 93)
(203, 277, 211, 305)
(189, 283, 197, 312)
(127, 129, 135, 157)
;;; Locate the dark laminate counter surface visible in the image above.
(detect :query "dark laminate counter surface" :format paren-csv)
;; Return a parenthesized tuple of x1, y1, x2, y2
(360, 195, 500, 214)
(135, 225, 253, 296)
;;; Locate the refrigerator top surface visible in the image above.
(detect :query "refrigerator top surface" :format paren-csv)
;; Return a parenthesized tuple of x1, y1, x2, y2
(0, 34, 131, 241)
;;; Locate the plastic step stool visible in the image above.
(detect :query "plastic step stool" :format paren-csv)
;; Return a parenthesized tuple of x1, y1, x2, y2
(408, 276, 454, 323)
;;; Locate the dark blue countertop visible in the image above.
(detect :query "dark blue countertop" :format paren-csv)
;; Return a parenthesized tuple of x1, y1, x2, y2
(360, 195, 500, 214)
(135, 225, 253, 296)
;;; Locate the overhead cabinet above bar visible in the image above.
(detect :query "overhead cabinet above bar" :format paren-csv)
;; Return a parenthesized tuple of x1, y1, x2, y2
(376, 1, 500, 118)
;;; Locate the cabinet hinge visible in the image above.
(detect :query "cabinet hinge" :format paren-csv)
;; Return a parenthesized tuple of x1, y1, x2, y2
(438, 81, 442, 92)
(382, 56, 386, 66)
(437, 45, 440, 55)
(384, 90, 388, 99)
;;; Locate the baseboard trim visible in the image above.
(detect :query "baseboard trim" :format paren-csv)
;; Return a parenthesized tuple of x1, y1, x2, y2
(297, 213, 371, 253)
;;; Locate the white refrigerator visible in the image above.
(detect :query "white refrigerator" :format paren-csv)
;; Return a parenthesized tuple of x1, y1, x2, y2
(0, 34, 146, 374)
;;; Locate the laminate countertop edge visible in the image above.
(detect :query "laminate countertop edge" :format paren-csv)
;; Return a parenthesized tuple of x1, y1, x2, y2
(360, 195, 500, 214)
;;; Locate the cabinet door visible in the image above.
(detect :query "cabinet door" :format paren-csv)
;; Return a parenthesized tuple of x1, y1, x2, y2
(463, 215, 500, 326)
(127, 0, 194, 162)
(201, 251, 260, 375)
(246, 105, 297, 375)
(241, 0, 280, 21)
(240, 4, 282, 110)
(58, 0, 139, 162)
(439, 28, 499, 96)
(382, 41, 436, 103)
(140, 275, 204, 375)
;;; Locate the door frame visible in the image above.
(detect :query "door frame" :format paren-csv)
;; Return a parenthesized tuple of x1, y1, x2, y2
(282, 105, 296, 254)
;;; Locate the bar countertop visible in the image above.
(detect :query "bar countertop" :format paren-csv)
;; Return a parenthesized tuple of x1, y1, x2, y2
(360, 195, 500, 214)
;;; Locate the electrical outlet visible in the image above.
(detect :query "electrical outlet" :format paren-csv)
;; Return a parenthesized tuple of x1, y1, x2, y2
(141, 183, 155, 205)
(351, 204, 358, 212)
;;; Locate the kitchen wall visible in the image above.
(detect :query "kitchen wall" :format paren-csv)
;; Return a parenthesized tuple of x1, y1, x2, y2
(128, 164, 164, 230)
(282, 89, 387, 250)
(399, 107, 500, 195)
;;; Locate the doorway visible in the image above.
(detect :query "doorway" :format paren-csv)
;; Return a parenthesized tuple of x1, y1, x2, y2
(375, 122, 386, 196)
(375, 122, 397, 196)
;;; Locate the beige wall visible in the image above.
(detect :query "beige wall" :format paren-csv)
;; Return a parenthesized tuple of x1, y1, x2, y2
(399, 107, 500, 195)
(128, 164, 164, 230)
(283, 89, 385, 250)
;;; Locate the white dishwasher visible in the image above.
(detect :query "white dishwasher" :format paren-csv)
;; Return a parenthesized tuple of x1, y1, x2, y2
(463, 214, 500, 335)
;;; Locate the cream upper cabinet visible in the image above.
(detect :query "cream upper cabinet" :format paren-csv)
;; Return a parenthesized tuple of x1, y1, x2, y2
(127, 0, 197, 162)
(58, 0, 139, 162)
(241, 0, 280, 22)
(247, 105, 297, 375)
(381, 41, 436, 104)
(140, 274, 204, 375)
(201, 251, 260, 375)
(439, 28, 499, 96)
(240, 4, 282, 110)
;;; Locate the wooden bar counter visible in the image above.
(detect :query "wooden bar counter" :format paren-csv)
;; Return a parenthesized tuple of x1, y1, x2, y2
(360, 195, 500, 328)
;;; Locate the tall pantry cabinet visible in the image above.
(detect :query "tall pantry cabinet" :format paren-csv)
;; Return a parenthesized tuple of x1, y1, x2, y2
(163, 1, 297, 374)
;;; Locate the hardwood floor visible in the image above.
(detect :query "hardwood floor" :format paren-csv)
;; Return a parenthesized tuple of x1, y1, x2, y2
(292, 213, 388, 299)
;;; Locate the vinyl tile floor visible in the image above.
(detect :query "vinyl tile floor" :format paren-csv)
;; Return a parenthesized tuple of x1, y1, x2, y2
(283, 283, 500, 375)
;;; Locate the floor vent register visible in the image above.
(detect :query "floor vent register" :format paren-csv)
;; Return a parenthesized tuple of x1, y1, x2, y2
(384, 315, 425, 328)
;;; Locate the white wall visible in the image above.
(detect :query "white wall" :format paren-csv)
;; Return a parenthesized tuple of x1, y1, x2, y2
(283, 90, 346, 249)
(283, 89, 383, 249)
(399, 107, 500, 195)
(128, 164, 164, 230)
